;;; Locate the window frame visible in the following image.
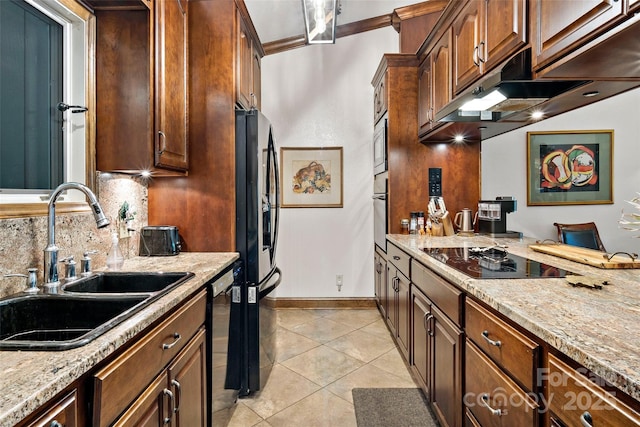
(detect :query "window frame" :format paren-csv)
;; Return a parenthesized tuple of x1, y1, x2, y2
(0, 0, 95, 218)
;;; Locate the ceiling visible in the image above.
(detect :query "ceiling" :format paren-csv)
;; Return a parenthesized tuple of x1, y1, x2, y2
(244, 0, 422, 45)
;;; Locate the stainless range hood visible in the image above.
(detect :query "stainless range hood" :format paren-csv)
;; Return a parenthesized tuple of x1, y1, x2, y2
(437, 49, 590, 123)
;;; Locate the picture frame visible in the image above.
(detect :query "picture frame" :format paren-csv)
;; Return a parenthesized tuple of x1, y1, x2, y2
(526, 130, 613, 206)
(280, 147, 343, 208)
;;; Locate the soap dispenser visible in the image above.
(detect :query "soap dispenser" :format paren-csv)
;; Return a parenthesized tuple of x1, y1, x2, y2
(106, 233, 124, 271)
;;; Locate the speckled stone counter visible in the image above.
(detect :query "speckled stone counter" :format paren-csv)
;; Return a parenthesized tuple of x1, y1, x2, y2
(387, 234, 640, 403)
(0, 252, 238, 427)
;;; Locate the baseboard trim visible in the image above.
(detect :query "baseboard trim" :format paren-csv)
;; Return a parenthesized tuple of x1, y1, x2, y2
(270, 298, 377, 309)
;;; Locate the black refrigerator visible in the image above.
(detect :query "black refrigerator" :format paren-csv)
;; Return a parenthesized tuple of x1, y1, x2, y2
(226, 109, 281, 397)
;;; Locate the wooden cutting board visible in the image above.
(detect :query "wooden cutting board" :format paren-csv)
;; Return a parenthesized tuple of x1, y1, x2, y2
(529, 243, 640, 269)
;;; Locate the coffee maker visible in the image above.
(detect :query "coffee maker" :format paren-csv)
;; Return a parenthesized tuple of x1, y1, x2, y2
(477, 196, 522, 238)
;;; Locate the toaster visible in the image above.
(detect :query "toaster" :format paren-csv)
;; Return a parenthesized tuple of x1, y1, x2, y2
(139, 226, 181, 256)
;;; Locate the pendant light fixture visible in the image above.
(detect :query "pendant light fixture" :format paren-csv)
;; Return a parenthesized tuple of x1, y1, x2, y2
(302, 0, 338, 44)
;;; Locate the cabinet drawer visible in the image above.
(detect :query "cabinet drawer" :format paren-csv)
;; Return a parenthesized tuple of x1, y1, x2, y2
(412, 259, 463, 326)
(26, 390, 77, 427)
(547, 354, 640, 427)
(93, 290, 206, 427)
(465, 341, 539, 427)
(466, 298, 539, 392)
(388, 242, 410, 279)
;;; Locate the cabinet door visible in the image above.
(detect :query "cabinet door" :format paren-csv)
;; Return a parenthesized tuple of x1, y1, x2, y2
(483, 0, 526, 70)
(418, 57, 433, 137)
(396, 270, 411, 359)
(26, 390, 77, 427)
(531, 0, 625, 70)
(237, 10, 253, 109)
(373, 74, 387, 124)
(411, 286, 432, 394)
(112, 375, 170, 427)
(251, 47, 261, 110)
(168, 329, 207, 427)
(432, 29, 452, 119)
(453, 0, 482, 95)
(155, 0, 189, 171)
(374, 251, 387, 319)
(431, 306, 463, 427)
(386, 264, 398, 337)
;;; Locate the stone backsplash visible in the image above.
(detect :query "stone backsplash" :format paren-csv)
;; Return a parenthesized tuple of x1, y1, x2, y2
(0, 173, 148, 298)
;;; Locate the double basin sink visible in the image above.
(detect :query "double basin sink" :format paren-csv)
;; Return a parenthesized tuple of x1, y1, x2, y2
(0, 271, 194, 350)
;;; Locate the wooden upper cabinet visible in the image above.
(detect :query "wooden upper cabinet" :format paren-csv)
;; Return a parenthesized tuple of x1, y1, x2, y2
(453, 0, 526, 95)
(432, 29, 452, 119)
(373, 73, 387, 124)
(418, 56, 433, 137)
(453, 0, 482, 95)
(155, 0, 189, 171)
(237, 8, 261, 110)
(418, 28, 450, 138)
(531, 0, 626, 71)
(95, 0, 188, 174)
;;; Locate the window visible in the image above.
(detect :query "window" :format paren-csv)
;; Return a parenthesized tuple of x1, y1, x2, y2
(0, 0, 90, 204)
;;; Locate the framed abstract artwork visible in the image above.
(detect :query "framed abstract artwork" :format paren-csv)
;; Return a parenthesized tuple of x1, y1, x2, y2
(526, 130, 613, 206)
(280, 147, 343, 208)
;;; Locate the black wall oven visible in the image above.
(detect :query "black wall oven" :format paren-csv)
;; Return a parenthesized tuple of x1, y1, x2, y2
(373, 172, 388, 252)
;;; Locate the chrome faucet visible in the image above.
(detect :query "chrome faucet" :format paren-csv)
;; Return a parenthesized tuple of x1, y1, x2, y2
(44, 182, 110, 287)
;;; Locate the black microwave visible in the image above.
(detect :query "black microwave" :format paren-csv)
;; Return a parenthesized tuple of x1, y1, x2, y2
(373, 114, 387, 175)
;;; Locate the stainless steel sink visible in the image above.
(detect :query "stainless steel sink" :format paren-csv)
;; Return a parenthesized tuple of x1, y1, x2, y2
(0, 294, 148, 350)
(61, 271, 194, 295)
(0, 271, 194, 350)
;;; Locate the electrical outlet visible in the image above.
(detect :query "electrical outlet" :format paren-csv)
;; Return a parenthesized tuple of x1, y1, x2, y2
(336, 274, 343, 292)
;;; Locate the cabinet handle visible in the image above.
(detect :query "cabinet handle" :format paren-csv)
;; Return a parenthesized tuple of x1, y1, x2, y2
(162, 332, 182, 350)
(176, 0, 185, 15)
(424, 313, 434, 334)
(158, 130, 167, 155)
(481, 330, 502, 347)
(580, 411, 593, 427)
(480, 393, 503, 416)
(163, 389, 175, 424)
(429, 107, 434, 124)
(478, 41, 486, 63)
(171, 379, 182, 414)
(473, 45, 480, 67)
(50, 422, 63, 427)
(393, 255, 401, 261)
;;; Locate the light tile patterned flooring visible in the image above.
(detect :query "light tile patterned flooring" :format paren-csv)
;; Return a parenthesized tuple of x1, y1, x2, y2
(227, 308, 419, 426)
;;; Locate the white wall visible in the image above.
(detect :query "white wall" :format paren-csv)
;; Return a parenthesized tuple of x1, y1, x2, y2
(482, 87, 640, 254)
(261, 28, 399, 298)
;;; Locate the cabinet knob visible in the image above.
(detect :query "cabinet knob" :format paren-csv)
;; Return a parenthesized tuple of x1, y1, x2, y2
(50, 421, 63, 427)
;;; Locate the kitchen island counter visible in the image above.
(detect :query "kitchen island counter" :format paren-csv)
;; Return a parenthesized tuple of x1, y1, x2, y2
(388, 234, 640, 403)
(0, 252, 238, 427)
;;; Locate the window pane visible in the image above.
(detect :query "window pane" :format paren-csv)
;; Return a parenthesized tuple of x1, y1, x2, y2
(0, 0, 63, 190)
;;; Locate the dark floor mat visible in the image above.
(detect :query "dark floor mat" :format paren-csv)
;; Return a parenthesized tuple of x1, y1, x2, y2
(352, 388, 439, 427)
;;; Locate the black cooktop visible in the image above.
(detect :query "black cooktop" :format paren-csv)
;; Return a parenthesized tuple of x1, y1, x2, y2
(422, 247, 573, 279)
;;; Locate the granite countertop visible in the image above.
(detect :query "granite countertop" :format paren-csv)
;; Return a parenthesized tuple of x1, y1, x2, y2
(0, 252, 238, 427)
(387, 234, 640, 402)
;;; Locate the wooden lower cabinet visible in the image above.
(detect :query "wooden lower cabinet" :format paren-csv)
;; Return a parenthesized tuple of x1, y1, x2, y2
(410, 284, 463, 427)
(547, 354, 640, 427)
(431, 305, 463, 427)
(465, 340, 539, 427)
(94, 290, 207, 427)
(386, 262, 410, 359)
(24, 390, 78, 427)
(411, 286, 432, 392)
(114, 328, 207, 427)
(374, 249, 387, 319)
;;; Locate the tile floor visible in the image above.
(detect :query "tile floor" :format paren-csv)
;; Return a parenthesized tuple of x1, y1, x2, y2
(226, 308, 419, 426)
